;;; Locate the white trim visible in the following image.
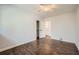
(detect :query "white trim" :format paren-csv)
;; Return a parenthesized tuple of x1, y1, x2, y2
(0, 40, 33, 52)
(0, 33, 35, 52)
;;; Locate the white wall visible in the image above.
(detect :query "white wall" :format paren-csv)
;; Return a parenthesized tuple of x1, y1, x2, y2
(0, 6, 1, 34)
(0, 5, 36, 52)
(45, 12, 77, 43)
(76, 5, 79, 49)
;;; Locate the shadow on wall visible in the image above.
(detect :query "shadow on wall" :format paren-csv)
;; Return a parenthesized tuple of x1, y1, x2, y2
(0, 34, 17, 52)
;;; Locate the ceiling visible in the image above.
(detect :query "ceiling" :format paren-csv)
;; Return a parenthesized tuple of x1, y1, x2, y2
(14, 4, 78, 19)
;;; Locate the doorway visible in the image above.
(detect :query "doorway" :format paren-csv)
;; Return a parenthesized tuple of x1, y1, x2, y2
(36, 20, 51, 39)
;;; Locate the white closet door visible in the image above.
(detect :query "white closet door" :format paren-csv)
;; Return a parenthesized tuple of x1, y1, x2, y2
(39, 20, 51, 38)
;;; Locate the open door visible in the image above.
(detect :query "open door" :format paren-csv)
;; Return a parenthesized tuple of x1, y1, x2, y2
(36, 20, 40, 40)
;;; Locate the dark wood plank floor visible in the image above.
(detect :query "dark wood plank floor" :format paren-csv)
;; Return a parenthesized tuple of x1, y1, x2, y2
(0, 38, 79, 55)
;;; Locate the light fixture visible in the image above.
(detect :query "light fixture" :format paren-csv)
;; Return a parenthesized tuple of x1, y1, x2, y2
(39, 4, 56, 12)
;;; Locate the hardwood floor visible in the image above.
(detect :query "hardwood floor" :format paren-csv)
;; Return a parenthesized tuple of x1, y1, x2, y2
(0, 38, 79, 55)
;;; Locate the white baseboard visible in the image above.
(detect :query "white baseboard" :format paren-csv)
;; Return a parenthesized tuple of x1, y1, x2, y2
(0, 33, 35, 52)
(0, 40, 33, 52)
(76, 46, 79, 51)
